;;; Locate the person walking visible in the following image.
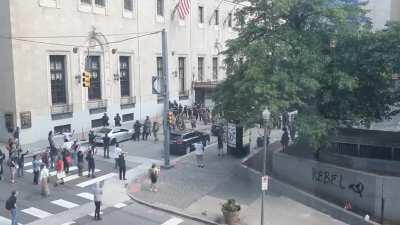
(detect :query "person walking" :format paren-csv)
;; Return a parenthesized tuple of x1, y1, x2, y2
(88, 130, 95, 147)
(143, 116, 151, 140)
(148, 164, 160, 192)
(118, 152, 127, 180)
(194, 141, 205, 168)
(17, 149, 29, 177)
(217, 130, 224, 157)
(8, 154, 17, 184)
(62, 148, 72, 174)
(152, 121, 159, 142)
(54, 156, 65, 186)
(281, 127, 290, 152)
(39, 164, 50, 197)
(103, 133, 110, 159)
(101, 113, 109, 127)
(113, 143, 122, 169)
(92, 181, 104, 220)
(0, 149, 5, 181)
(41, 149, 50, 169)
(6, 190, 18, 225)
(133, 120, 141, 141)
(48, 131, 56, 169)
(77, 149, 84, 176)
(86, 146, 96, 178)
(114, 114, 122, 127)
(32, 155, 41, 185)
(71, 140, 79, 166)
(13, 127, 20, 148)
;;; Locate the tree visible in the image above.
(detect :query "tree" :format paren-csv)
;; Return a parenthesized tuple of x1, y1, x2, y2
(213, 0, 400, 150)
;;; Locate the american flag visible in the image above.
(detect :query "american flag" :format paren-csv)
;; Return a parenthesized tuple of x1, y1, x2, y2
(177, 0, 191, 19)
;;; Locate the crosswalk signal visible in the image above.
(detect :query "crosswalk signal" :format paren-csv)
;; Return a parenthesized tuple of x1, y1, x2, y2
(82, 71, 91, 88)
(167, 111, 173, 125)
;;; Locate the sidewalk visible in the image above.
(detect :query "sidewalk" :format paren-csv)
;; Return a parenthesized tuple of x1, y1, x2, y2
(127, 130, 346, 225)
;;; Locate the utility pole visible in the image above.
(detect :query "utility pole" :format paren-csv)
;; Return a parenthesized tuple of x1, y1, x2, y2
(161, 28, 171, 168)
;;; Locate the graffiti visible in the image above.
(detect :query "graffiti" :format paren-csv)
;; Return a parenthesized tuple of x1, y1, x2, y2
(312, 168, 365, 198)
(312, 168, 346, 189)
(348, 182, 364, 197)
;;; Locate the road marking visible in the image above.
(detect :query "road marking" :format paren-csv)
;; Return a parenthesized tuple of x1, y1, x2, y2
(77, 192, 94, 201)
(61, 222, 75, 225)
(51, 199, 79, 209)
(24, 162, 32, 167)
(63, 169, 101, 182)
(76, 173, 117, 188)
(161, 217, 184, 225)
(0, 215, 23, 225)
(114, 203, 127, 208)
(25, 166, 78, 175)
(21, 207, 53, 219)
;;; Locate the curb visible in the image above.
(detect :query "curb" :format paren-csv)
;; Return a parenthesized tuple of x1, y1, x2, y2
(127, 192, 222, 225)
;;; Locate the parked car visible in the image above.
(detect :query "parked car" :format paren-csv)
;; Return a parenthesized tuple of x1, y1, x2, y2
(93, 127, 133, 145)
(170, 130, 211, 155)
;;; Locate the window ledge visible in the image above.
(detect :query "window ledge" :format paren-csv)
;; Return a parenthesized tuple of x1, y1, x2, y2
(39, 0, 60, 8)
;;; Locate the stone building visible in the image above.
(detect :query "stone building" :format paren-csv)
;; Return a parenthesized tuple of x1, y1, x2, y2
(0, 0, 238, 143)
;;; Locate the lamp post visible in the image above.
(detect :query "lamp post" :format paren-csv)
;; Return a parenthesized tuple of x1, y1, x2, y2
(261, 107, 271, 225)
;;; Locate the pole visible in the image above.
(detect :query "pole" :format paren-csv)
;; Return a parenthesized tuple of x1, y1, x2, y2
(162, 29, 171, 168)
(261, 120, 267, 225)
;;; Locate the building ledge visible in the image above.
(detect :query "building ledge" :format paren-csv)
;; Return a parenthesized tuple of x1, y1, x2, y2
(120, 96, 136, 109)
(193, 80, 220, 89)
(88, 99, 107, 114)
(51, 104, 73, 120)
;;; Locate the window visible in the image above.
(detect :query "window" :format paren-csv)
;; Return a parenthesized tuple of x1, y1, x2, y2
(228, 13, 232, 27)
(198, 6, 204, 24)
(156, 0, 164, 17)
(95, 0, 105, 6)
(88, 56, 102, 100)
(198, 57, 204, 81)
(50, 55, 67, 104)
(122, 113, 134, 122)
(124, 0, 133, 11)
(54, 124, 71, 134)
(120, 56, 131, 97)
(178, 57, 186, 93)
(81, 0, 91, 4)
(212, 57, 218, 80)
(215, 10, 219, 25)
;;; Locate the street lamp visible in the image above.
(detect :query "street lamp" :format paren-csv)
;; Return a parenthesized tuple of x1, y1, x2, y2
(261, 107, 270, 225)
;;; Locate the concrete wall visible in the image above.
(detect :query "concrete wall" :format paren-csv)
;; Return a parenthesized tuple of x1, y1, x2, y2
(2, 0, 237, 144)
(0, 0, 16, 142)
(272, 152, 400, 223)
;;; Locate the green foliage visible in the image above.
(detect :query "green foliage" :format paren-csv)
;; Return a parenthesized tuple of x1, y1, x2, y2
(221, 199, 241, 212)
(213, 0, 400, 150)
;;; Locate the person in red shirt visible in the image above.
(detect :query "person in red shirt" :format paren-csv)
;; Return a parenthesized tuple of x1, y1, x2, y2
(54, 156, 65, 186)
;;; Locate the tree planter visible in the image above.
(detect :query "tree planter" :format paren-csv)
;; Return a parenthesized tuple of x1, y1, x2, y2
(221, 199, 241, 225)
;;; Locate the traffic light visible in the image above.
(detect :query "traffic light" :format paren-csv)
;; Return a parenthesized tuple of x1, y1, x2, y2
(82, 71, 91, 88)
(167, 111, 173, 125)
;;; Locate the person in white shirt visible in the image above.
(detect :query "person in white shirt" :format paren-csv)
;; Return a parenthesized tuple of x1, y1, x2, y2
(39, 164, 50, 196)
(113, 143, 122, 169)
(193, 141, 205, 168)
(63, 130, 75, 142)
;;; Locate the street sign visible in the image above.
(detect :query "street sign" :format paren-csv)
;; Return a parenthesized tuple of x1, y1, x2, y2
(152, 76, 162, 94)
(261, 176, 269, 191)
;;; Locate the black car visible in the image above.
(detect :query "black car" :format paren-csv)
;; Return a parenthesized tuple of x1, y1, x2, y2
(170, 130, 210, 155)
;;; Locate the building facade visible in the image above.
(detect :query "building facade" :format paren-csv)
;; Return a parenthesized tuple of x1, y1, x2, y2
(0, 0, 239, 144)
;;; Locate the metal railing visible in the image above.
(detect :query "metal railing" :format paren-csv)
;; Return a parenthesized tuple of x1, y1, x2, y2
(87, 99, 107, 109)
(50, 104, 73, 115)
(120, 96, 136, 105)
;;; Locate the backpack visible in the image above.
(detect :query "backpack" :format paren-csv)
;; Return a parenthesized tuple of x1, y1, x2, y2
(5, 197, 12, 210)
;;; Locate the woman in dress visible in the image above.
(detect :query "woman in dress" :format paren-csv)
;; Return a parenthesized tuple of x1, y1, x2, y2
(39, 164, 50, 196)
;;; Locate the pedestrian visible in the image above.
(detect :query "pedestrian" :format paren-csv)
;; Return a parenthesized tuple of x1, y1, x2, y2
(62, 148, 72, 174)
(17, 149, 29, 177)
(281, 127, 290, 152)
(133, 120, 141, 141)
(88, 130, 95, 147)
(63, 129, 74, 142)
(114, 113, 122, 127)
(0, 149, 5, 180)
(54, 156, 65, 186)
(39, 164, 50, 197)
(102, 113, 109, 127)
(77, 148, 84, 176)
(113, 143, 122, 169)
(86, 146, 96, 178)
(152, 121, 159, 142)
(41, 149, 50, 169)
(6, 190, 18, 225)
(103, 133, 110, 159)
(13, 127, 20, 148)
(92, 181, 104, 220)
(217, 130, 224, 157)
(194, 141, 205, 168)
(71, 140, 79, 166)
(118, 152, 127, 180)
(8, 154, 17, 184)
(191, 117, 196, 129)
(148, 164, 160, 192)
(48, 131, 56, 169)
(32, 155, 41, 185)
(143, 116, 151, 140)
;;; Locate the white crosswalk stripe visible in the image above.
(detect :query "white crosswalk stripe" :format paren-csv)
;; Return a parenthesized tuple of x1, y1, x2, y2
(61, 222, 75, 225)
(21, 207, 53, 219)
(26, 166, 78, 175)
(114, 203, 127, 208)
(0, 215, 23, 225)
(51, 199, 79, 209)
(76, 192, 94, 201)
(76, 173, 117, 188)
(63, 169, 101, 182)
(161, 217, 184, 225)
